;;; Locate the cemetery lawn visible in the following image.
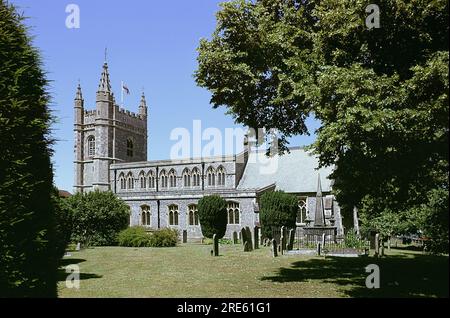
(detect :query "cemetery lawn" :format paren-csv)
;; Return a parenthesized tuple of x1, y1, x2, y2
(58, 244, 448, 298)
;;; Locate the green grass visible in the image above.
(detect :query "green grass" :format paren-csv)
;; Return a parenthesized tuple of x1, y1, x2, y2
(58, 244, 448, 298)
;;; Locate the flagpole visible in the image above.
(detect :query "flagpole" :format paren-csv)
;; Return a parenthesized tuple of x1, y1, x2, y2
(121, 80, 124, 107)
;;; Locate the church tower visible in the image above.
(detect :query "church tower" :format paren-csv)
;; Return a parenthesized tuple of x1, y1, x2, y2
(74, 61, 148, 193)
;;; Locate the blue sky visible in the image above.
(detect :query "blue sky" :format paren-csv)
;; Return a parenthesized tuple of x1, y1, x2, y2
(10, 0, 319, 191)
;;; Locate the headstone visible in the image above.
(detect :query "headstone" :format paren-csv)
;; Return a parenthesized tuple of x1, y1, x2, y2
(253, 226, 259, 249)
(182, 230, 188, 243)
(76, 242, 81, 251)
(244, 241, 251, 252)
(374, 233, 380, 257)
(213, 234, 219, 256)
(321, 233, 326, 249)
(280, 226, 286, 252)
(245, 227, 253, 251)
(380, 240, 385, 257)
(240, 228, 247, 246)
(287, 229, 295, 250)
(272, 239, 278, 257)
(232, 231, 238, 244)
(317, 242, 322, 256)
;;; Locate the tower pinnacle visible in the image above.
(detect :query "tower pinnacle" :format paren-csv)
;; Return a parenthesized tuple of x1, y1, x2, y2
(75, 82, 83, 101)
(98, 62, 112, 93)
(139, 91, 148, 117)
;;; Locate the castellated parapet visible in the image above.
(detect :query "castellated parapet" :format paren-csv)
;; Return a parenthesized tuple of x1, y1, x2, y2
(73, 62, 148, 193)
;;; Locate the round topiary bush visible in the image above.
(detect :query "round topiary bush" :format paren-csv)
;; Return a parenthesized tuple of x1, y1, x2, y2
(259, 191, 298, 239)
(198, 195, 227, 239)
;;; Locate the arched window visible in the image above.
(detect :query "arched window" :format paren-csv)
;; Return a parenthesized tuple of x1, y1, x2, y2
(217, 166, 226, 186)
(141, 205, 151, 226)
(169, 169, 177, 188)
(297, 198, 308, 225)
(168, 205, 179, 226)
(160, 170, 168, 188)
(192, 168, 200, 187)
(188, 204, 199, 226)
(127, 138, 134, 157)
(147, 170, 155, 189)
(207, 166, 215, 186)
(127, 172, 134, 190)
(119, 173, 126, 190)
(139, 171, 146, 189)
(183, 169, 191, 187)
(227, 202, 240, 225)
(87, 136, 95, 157)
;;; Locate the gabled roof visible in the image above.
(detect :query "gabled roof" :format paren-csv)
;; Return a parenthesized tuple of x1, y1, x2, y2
(237, 147, 334, 193)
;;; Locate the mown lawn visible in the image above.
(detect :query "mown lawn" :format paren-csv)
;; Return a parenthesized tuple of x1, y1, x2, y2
(57, 244, 448, 298)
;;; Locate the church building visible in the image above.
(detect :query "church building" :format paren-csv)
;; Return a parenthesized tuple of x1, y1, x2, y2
(74, 62, 344, 241)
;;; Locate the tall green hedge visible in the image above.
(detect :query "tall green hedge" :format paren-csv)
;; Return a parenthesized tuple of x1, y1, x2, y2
(259, 191, 298, 239)
(0, 1, 57, 297)
(198, 195, 227, 239)
(67, 190, 130, 246)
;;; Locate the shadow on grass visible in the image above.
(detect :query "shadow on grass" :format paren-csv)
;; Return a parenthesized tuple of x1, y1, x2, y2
(57, 258, 102, 282)
(261, 250, 449, 298)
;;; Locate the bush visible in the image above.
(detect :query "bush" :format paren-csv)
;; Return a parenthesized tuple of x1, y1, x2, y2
(344, 228, 365, 249)
(259, 191, 298, 239)
(118, 227, 178, 247)
(68, 190, 130, 246)
(422, 189, 449, 254)
(118, 226, 151, 247)
(198, 195, 228, 239)
(0, 2, 58, 297)
(53, 188, 74, 260)
(149, 228, 178, 247)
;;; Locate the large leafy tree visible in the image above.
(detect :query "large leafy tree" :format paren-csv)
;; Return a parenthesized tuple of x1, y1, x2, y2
(0, 1, 57, 296)
(259, 191, 298, 238)
(195, 0, 448, 249)
(197, 195, 228, 239)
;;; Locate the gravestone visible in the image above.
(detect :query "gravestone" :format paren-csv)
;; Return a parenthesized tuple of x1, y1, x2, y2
(287, 229, 295, 250)
(182, 230, 188, 243)
(253, 226, 259, 249)
(245, 226, 253, 251)
(240, 228, 247, 246)
(232, 231, 238, 244)
(76, 242, 81, 251)
(272, 239, 278, 257)
(280, 226, 286, 252)
(244, 241, 251, 252)
(321, 233, 326, 249)
(374, 233, 380, 257)
(317, 242, 322, 256)
(213, 234, 219, 256)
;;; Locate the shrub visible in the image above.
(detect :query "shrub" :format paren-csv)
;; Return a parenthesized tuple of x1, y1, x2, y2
(0, 2, 57, 297)
(259, 191, 298, 239)
(149, 228, 178, 247)
(118, 227, 178, 247)
(53, 188, 75, 260)
(344, 228, 365, 249)
(118, 227, 151, 247)
(198, 195, 227, 239)
(68, 190, 130, 246)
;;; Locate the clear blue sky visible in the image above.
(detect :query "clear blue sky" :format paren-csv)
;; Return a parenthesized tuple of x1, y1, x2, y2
(10, 0, 319, 192)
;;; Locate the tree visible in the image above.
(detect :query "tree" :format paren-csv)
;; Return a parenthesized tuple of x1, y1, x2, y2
(259, 191, 298, 238)
(52, 188, 74, 261)
(197, 195, 228, 239)
(68, 190, 130, 246)
(195, 0, 448, 251)
(0, 1, 57, 297)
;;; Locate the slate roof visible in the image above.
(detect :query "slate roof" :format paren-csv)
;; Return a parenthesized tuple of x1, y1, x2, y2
(237, 147, 334, 193)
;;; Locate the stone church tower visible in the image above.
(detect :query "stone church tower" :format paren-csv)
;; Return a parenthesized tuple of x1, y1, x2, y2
(74, 62, 148, 193)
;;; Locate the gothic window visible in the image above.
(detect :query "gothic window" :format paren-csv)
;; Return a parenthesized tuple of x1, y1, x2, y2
(119, 173, 126, 190)
(297, 198, 308, 225)
(127, 172, 134, 190)
(169, 169, 177, 188)
(188, 204, 199, 226)
(183, 169, 191, 187)
(87, 136, 95, 157)
(168, 205, 179, 226)
(127, 138, 134, 157)
(160, 170, 168, 188)
(192, 168, 200, 187)
(207, 166, 215, 186)
(147, 170, 155, 189)
(217, 166, 226, 186)
(227, 202, 240, 225)
(141, 205, 151, 226)
(139, 171, 146, 189)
